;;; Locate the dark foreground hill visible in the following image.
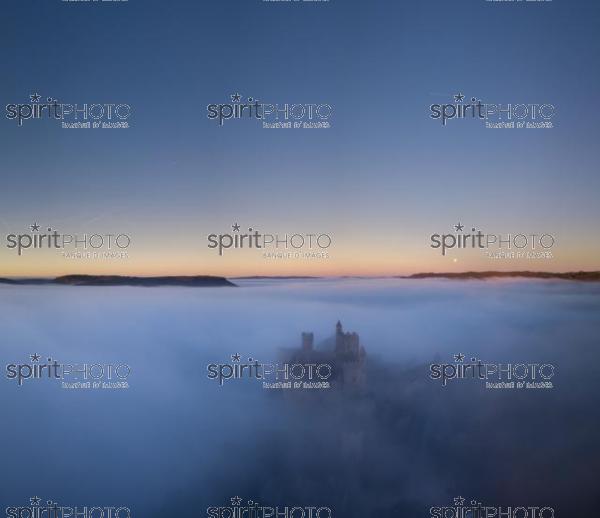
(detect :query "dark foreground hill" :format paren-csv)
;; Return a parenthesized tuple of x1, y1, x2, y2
(0, 275, 236, 287)
(402, 271, 600, 281)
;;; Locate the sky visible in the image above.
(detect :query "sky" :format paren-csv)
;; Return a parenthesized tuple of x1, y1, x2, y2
(1, 0, 599, 277)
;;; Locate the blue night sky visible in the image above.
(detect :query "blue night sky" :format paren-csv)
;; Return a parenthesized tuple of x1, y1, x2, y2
(1, 0, 599, 275)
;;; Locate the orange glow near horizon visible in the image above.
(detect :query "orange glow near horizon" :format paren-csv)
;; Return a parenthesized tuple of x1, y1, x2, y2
(1, 245, 598, 278)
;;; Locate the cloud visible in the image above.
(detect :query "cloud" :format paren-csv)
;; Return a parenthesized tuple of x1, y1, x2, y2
(0, 279, 598, 516)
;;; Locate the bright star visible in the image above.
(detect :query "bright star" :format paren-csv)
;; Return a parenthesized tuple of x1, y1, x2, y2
(30, 496, 41, 506)
(231, 496, 242, 506)
(454, 222, 464, 232)
(454, 496, 465, 506)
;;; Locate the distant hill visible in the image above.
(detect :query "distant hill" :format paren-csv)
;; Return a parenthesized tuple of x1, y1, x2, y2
(2, 272, 599, 286)
(401, 271, 600, 281)
(233, 276, 319, 280)
(0, 275, 236, 287)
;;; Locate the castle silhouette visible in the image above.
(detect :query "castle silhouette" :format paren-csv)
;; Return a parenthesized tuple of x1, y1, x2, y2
(291, 321, 366, 387)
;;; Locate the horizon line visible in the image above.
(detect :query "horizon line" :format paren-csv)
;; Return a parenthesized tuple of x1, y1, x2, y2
(2, 270, 600, 281)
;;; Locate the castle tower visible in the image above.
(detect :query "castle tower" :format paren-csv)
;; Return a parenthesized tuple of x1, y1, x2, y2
(301, 332, 314, 351)
(347, 332, 359, 354)
(335, 321, 343, 351)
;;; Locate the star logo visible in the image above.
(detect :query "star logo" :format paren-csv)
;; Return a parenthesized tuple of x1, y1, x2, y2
(30, 496, 41, 506)
(231, 496, 242, 506)
(30, 353, 41, 362)
(454, 222, 464, 232)
(231, 353, 241, 362)
(454, 496, 465, 506)
(454, 353, 465, 363)
(230, 93, 241, 103)
(30, 222, 40, 232)
(454, 93, 465, 103)
(232, 223, 241, 232)
(30, 93, 41, 103)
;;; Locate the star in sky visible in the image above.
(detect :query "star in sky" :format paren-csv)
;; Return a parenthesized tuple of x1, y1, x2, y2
(30, 93, 41, 103)
(454, 496, 465, 506)
(30, 496, 41, 506)
(231, 496, 242, 506)
(231, 93, 241, 103)
(454, 353, 465, 363)
(232, 223, 241, 232)
(454, 93, 465, 103)
(30, 222, 40, 232)
(454, 222, 464, 232)
(30, 353, 41, 362)
(231, 353, 241, 362)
